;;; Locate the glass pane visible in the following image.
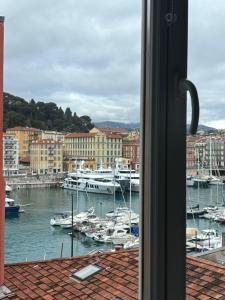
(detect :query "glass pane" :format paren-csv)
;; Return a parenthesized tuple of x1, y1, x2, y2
(1, 1, 141, 299)
(187, 1, 225, 297)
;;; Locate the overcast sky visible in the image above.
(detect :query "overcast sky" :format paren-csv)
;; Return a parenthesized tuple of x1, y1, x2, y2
(1, 1, 225, 127)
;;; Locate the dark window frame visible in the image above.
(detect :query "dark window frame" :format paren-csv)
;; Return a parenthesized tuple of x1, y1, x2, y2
(140, 0, 188, 299)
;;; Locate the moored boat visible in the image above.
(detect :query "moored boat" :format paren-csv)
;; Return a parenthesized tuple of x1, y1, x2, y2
(5, 198, 20, 215)
(61, 177, 120, 195)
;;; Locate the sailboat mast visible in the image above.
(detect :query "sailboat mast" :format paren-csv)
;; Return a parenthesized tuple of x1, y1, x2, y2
(209, 137, 212, 177)
(129, 164, 132, 230)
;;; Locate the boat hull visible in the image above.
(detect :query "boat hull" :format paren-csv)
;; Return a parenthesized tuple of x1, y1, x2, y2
(62, 183, 116, 195)
(5, 205, 20, 215)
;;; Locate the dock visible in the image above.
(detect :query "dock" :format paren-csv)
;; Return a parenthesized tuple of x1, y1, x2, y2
(5, 175, 65, 189)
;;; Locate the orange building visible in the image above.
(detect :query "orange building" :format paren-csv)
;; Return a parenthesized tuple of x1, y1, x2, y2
(6, 127, 41, 161)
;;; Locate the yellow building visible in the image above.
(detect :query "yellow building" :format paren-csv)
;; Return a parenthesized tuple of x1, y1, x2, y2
(64, 128, 122, 168)
(6, 127, 42, 161)
(30, 139, 63, 174)
(41, 130, 64, 142)
(64, 159, 96, 172)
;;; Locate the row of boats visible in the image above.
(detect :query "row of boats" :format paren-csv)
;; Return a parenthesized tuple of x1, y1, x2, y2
(186, 175, 224, 188)
(50, 205, 224, 252)
(61, 166, 140, 195)
(50, 207, 139, 249)
(187, 204, 225, 224)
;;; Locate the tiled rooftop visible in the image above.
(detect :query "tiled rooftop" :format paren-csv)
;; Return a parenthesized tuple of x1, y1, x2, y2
(65, 133, 96, 138)
(2, 249, 225, 299)
(6, 127, 41, 132)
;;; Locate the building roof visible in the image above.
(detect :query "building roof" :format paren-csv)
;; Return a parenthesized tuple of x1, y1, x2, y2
(2, 249, 225, 299)
(4, 249, 138, 300)
(186, 256, 225, 299)
(65, 133, 96, 138)
(31, 139, 62, 145)
(6, 127, 41, 132)
(97, 127, 129, 135)
(123, 138, 140, 144)
(106, 133, 122, 139)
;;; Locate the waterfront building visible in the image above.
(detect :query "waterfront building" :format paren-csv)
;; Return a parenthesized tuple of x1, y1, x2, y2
(30, 139, 63, 174)
(186, 135, 200, 169)
(41, 130, 65, 142)
(63, 158, 96, 172)
(6, 126, 41, 161)
(204, 137, 225, 170)
(122, 137, 140, 170)
(3, 134, 19, 176)
(64, 128, 123, 168)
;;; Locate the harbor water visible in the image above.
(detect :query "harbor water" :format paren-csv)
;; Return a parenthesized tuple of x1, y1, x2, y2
(5, 188, 139, 263)
(5, 185, 225, 263)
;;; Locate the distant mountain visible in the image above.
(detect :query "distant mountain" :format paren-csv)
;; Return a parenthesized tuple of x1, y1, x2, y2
(95, 121, 217, 134)
(186, 124, 217, 134)
(94, 121, 140, 130)
(197, 124, 217, 133)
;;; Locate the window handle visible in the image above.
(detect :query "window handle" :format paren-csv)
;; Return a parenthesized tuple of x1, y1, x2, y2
(179, 78, 200, 135)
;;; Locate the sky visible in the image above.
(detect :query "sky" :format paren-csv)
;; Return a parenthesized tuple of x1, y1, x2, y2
(1, 1, 225, 127)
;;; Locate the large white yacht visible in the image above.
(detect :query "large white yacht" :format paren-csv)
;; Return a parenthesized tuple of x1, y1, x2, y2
(61, 177, 120, 194)
(62, 162, 140, 194)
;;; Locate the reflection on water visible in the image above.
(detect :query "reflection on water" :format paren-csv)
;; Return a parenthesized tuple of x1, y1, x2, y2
(5, 187, 140, 263)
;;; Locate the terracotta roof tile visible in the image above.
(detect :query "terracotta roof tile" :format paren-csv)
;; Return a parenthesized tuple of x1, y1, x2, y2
(97, 127, 129, 134)
(3, 249, 225, 299)
(65, 133, 96, 138)
(6, 127, 41, 132)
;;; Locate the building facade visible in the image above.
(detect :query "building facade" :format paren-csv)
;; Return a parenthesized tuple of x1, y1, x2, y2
(64, 128, 123, 168)
(6, 127, 41, 161)
(30, 139, 63, 174)
(41, 130, 64, 142)
(122, 138, 140, 170)
(3, 134, 19, 176)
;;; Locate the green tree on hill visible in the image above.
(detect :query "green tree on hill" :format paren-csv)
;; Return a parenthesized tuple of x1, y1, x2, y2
(3, 92, 94, 132)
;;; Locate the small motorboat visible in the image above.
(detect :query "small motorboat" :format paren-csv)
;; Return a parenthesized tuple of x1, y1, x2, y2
(5, 198, 20, 215)
(186, 204, 205, 218)
(50, 212, 71, 226)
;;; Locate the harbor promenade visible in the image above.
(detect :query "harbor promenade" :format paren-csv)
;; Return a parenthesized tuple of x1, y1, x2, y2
(5, 174, 65, 189)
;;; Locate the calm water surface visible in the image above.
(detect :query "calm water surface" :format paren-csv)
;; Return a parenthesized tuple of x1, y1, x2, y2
(5, 188, 139, 263)
(5, 185, 225, 263)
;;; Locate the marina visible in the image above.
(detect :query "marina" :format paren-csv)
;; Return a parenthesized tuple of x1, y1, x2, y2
(4, 178, 225, 263)
(5, 187, 139, 263)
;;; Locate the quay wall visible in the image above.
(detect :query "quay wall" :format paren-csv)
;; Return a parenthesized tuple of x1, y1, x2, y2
(7, 181, 61, 189)
(5, 174, 65, 190)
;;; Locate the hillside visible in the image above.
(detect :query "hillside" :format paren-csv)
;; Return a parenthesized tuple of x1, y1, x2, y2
(3, 92, 94, 132)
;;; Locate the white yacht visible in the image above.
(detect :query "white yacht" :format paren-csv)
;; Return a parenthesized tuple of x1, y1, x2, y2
(61, 177, 120, 195)
(50, 212, 71, 226)
(92, 226, 133, 245)
(59, 208, 96, 229)
(190, 229, 222, 249)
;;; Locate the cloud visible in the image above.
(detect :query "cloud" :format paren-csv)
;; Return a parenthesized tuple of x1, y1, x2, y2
(188, 0, 225, 128)
(1, 0, 141, 123)
(1, 0, 225, 127)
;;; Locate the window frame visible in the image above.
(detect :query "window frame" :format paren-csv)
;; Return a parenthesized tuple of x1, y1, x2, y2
(140, 0, 188, 299)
